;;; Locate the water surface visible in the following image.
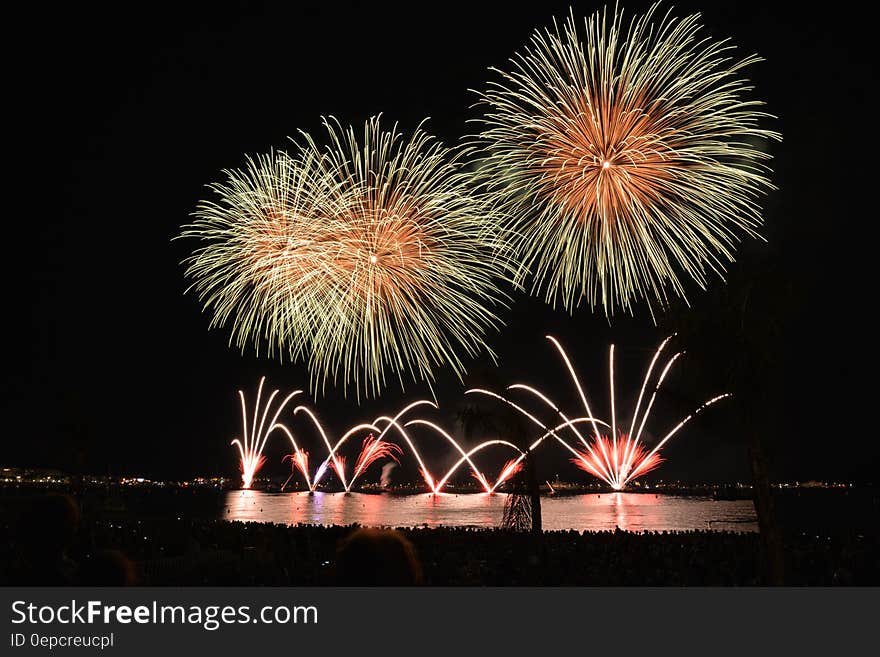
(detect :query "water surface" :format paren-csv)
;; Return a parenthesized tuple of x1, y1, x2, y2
(224, 490, 757, 532)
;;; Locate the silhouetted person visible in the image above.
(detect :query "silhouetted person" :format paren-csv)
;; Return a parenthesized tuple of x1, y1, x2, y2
(14, 494, 80, 585)
(80, 549, 138, 586)
(333, 528, 423, 585)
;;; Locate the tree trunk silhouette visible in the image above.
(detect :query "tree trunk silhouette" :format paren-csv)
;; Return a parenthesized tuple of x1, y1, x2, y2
(739, 395, 785, 584)
(660, 265, 789, 584)
(525, 449, 542, 534)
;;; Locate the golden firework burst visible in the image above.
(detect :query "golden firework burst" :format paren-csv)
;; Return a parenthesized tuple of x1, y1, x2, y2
(181, 116, 511, 398)
(474, 3, 781, 316)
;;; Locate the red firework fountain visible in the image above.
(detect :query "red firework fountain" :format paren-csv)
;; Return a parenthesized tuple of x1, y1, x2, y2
(571, 435, 663, 490)
(492, 458, 524, 490)
(330, 455, 347, 485)
(349, 434, 403, 490)
(467, 336, 730, 490)
(281, 449, 310, 491)
(239, 454, 266, 490)
(231, 377, 302, 489)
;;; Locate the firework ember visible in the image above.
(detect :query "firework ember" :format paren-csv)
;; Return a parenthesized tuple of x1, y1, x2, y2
(474, 4, 780, 315)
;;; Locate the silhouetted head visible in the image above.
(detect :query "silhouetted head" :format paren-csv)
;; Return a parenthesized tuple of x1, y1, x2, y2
(80, 549, 138, 586)
(18, 494, 80, 555)
(333, 528, 423, 585)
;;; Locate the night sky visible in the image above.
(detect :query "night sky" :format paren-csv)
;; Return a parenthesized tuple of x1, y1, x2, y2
(5, 1, 873, 484)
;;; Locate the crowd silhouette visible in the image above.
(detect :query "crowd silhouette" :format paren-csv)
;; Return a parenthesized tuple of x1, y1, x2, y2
(1, 494, 876, 586)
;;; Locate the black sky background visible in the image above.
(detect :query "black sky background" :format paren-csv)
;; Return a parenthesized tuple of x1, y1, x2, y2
(4, 1, 874, 484)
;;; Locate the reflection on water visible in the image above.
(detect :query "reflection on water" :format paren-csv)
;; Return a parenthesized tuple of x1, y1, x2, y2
(224, 490, 757, 532)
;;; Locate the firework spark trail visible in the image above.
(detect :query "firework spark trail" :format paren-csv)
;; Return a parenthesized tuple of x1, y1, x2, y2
(464, 386, 612, 482)
(473, 4, 780, 315)
(625, 351, 683, 478)
(375, 412, 524, 493)
(281, 449, 309, 491)
(406, 418, 525, 493)
(622, 333, 675, 475)
(181, 116, 512, 399)
(482, 417, 615, 492)
(291, 400, 433, 492)
(371, 402, 440, 491)
(431, 440, 524, 493)
(350, 435, 403, 487)
(230, 377, 302, 489)
(476, 337, 730, 489)
(631, 393, 732, 480)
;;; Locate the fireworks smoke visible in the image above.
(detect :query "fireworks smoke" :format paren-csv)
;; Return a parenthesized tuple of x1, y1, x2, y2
(474, 4, 780, 315)
(380, 462, 397, 488)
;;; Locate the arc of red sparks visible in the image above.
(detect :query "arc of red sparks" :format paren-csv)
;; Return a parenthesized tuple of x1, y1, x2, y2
(483, 417, 615, 492)
(293, 405, 382, 491)
(403, 418, 523, 493)
(330, 455, 347, 484)
(493, 459, 524, 489)
(232, 339, 728, 493)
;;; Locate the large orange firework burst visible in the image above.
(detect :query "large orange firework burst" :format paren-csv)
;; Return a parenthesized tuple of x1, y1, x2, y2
(181, 116, 510, 398)
(474, 4, 780, 316)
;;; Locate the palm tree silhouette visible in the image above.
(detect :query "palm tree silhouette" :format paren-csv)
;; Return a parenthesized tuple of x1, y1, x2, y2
(659, 258, 788, 584)
(455, 365, 542, 534)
